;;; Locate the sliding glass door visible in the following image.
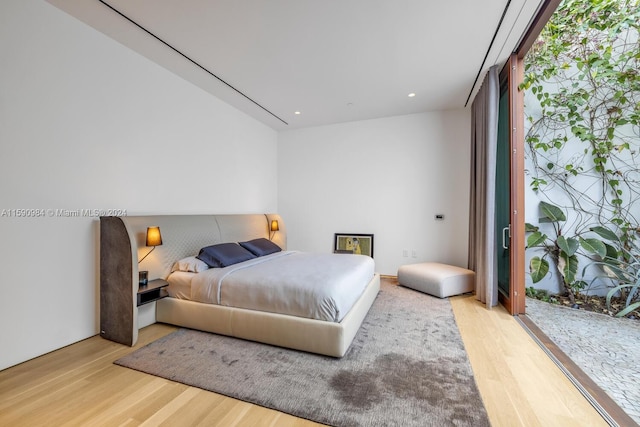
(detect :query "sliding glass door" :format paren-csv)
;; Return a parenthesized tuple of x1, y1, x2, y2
(496, 84, 511, 298)
(498, 55, 526, 315)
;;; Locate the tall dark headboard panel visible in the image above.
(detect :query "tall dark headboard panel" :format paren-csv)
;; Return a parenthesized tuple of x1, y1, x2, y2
(100, 217, 137, 345)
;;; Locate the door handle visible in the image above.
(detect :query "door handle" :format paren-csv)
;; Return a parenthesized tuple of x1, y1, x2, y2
(502, 225, 511, 250)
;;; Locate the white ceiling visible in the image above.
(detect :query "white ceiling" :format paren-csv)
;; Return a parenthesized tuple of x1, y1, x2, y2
(47, 0, 544, 130)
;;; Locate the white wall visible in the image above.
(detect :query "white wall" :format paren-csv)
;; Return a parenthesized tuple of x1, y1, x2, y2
(0, 0, 277, 370)
(522, 82, 640, 296)
(278, 111, 471, 275)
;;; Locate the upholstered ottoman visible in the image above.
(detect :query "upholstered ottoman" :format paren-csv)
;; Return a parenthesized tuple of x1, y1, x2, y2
(397, 262, 475, 298)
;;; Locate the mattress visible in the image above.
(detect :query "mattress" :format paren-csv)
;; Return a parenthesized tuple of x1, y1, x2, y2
(166, 251, 375, 322)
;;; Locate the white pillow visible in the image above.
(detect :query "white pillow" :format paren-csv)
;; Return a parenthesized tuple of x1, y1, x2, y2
(171, 256, 210, 273)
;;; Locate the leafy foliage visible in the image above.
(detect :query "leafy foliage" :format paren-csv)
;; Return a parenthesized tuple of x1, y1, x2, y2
(585, 231, 640, 317)
(522, 0, 640, 314)
(526, 286, 559, 304)
(526, 203, 609, 302)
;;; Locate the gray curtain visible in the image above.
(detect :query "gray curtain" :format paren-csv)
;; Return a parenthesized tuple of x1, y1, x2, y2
(468, 65, 500, 308)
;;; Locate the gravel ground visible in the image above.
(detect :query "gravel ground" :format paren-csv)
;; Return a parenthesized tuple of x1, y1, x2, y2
(525, 297, 640, 424)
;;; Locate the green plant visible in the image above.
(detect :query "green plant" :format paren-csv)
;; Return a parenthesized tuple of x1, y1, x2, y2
(526, 201, 608, 303)
(526, 286, 559, 304)
(585, 228, 640, 317)
(522, 0, 640, 303)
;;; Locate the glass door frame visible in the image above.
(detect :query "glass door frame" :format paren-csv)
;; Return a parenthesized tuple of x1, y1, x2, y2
(498, 55, 526, 315)
(499, 0, 563, 315)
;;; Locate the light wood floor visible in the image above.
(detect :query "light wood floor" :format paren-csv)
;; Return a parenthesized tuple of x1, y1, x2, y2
(0, 288, 608, 426)
(450, 294, 608, 427)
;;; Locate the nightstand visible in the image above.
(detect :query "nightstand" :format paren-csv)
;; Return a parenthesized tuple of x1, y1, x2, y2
(137, 278, 169, 306)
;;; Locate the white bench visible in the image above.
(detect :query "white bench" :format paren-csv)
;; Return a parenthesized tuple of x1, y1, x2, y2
(397, 262, 475, 298)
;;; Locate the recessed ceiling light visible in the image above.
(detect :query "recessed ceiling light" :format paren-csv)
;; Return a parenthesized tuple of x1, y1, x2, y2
(294, 111, 301, 115)
(408, 93, 416, 98)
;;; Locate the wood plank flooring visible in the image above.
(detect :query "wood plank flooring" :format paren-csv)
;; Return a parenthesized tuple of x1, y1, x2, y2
(0, 279, 608, 426)
(0, 324, 320, 427)
(450, 293, 608, 427)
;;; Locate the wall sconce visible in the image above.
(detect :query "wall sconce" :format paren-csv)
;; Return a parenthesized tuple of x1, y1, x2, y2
(270, 220, 279, 240)
(138, 226, 163, 264)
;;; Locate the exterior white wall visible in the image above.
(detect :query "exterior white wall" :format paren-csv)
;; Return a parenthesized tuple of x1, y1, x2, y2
(0, 0, 277, 370)
(523, 81, 640, 296)
(278, 110, 471, 276)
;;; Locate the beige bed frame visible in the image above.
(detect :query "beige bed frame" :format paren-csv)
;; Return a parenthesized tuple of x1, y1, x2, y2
(99, 214, 380, 357)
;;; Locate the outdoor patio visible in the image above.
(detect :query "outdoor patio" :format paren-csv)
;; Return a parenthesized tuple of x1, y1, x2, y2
(525, 297, 640, 424)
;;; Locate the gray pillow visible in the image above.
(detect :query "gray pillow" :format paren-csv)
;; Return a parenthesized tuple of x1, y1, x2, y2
(239, 238, 282, 257)
(196, 243, 256, 268)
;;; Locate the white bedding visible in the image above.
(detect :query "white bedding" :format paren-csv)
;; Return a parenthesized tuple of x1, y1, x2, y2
(166, 251, 375, 322)
(165, 271, 193, 300)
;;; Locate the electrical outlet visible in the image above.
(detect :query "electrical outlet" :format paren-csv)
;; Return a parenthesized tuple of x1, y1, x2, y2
(403, 249, 408, 257)
(412, 250, 417, 258)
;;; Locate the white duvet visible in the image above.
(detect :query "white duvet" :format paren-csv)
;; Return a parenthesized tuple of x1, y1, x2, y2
(168, 251, 375, 322)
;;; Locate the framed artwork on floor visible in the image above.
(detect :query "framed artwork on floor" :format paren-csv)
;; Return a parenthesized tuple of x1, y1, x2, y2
(334, 233, 374, 257)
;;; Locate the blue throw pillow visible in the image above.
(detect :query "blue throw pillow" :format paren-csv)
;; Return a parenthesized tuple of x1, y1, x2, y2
(196, 243, 256, 268)
(239, 238, 282, 257)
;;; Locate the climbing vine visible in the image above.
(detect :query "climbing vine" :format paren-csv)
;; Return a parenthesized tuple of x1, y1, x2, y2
(521, 0, 640, 313)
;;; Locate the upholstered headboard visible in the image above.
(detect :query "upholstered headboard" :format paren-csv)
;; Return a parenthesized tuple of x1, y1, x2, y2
(107, 213, 285, 280)
(99, 213, 285, 345)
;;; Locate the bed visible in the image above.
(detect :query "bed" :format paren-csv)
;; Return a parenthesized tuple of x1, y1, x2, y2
(99, 214, 380, 357)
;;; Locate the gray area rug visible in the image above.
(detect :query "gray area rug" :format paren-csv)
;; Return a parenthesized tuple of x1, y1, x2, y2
(115, 282, 489, 426)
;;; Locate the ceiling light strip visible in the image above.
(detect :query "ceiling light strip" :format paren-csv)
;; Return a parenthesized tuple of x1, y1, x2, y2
(464, 0, 512, 107)
(97, 0, 288, 126)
